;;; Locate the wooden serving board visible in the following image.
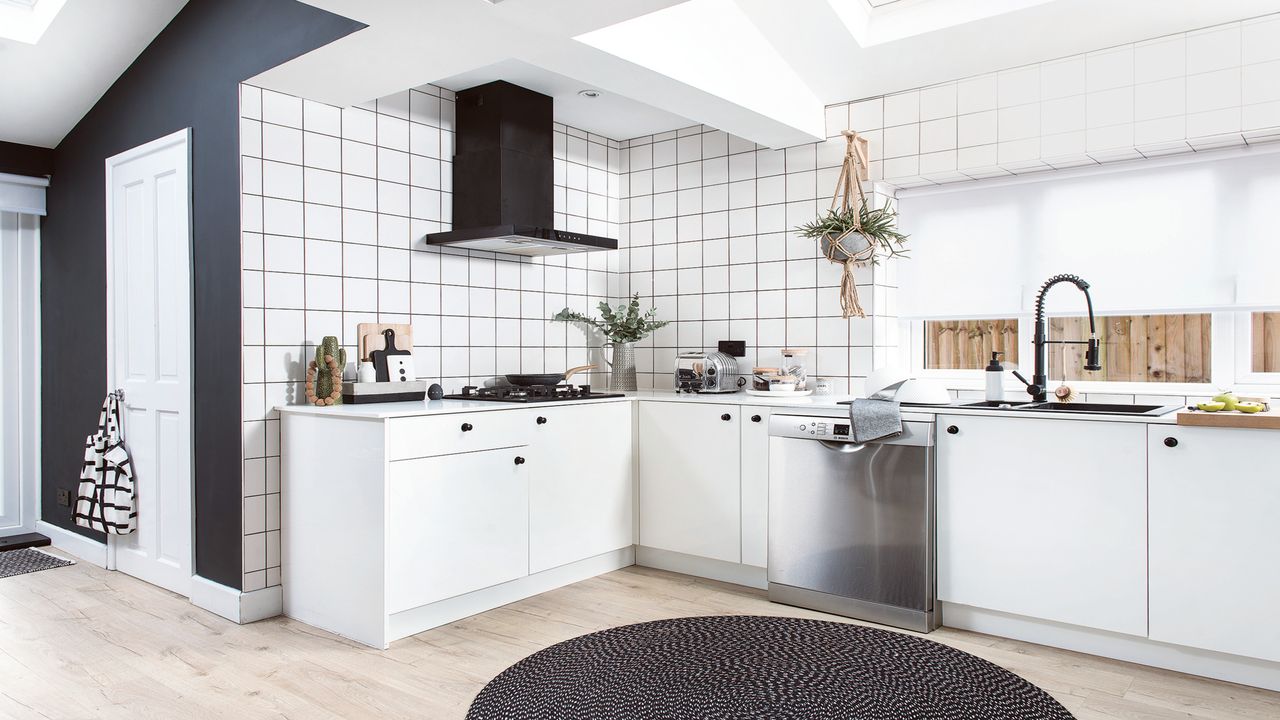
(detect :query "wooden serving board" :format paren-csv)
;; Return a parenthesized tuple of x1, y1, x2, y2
(357, 323, 413, 361)
(1177, 409, 1280, 430)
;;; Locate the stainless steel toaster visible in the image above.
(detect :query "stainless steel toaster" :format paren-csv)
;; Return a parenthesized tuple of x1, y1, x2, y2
(675, 351, 744, 393)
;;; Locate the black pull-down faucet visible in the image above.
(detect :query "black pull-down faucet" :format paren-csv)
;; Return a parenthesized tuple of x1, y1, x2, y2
(1012, 274, 1102, 402)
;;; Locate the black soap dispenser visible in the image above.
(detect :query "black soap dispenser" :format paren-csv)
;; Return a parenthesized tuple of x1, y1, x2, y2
(985, 351, 1005, 402)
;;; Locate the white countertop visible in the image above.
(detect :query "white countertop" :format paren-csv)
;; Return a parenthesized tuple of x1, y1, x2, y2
(277, 390, 1180, 424)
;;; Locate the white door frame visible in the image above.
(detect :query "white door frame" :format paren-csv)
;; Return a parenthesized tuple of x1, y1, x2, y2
(103, 128, 195, 592)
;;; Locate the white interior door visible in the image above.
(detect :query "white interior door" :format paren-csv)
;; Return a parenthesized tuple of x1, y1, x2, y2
(105, 130, 193, 597)
(0, 210, 40, 538)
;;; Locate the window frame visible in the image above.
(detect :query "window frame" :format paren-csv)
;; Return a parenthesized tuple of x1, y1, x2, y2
(1234, 311, 1280, 388)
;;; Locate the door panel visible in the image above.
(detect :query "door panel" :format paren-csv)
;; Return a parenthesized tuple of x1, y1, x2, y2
(638, 402, 741, 563)
(387, 449, 530, 612)
(528, 403, 633, 573)
(107, 131, 192, 596)
(1149, 426, 1280, 661)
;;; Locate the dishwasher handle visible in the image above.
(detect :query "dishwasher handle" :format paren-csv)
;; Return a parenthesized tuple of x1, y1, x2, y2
(818, 439, 869, 453)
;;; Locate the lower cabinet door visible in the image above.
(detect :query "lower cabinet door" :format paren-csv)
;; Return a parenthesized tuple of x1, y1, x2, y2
(1149, 426, 1280, 661)
(528, 402, 634, 573)
(386, 447, 530, 613)
(638, 401, 741, 563)
(937, 414, 1148, 636)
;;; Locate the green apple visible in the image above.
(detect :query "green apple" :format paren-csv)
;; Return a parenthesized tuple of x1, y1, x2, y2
(1235, 401, 1265, 413)
(1196, 401, 1226, 412)
(1212, 391, 1239, 411)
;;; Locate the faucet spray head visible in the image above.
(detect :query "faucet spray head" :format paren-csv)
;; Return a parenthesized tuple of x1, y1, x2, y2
(1084, 335, 1102, 371)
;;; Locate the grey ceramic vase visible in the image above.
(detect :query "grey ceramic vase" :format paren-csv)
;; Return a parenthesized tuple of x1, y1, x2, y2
(607, 342, 638, 392)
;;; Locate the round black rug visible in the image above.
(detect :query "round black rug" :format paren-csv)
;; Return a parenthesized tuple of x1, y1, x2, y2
(467, 615, 1075, 720)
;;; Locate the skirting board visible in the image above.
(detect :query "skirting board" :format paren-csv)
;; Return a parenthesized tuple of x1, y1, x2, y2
(942, 602, 1280, 692)
(191, 576, 284, 624)
(636, 546, 767, 590)
(385, 547, 636, 647)
(35, 521, 106, 568)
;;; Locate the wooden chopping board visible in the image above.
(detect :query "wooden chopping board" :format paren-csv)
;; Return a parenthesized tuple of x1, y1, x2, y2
(1177, 409, 1280, 430)
(357, 323, 413, 361)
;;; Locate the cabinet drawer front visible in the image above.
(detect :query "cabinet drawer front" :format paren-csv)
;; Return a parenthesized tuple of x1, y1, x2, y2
(387, 449, 530, 613)
(387, 410, 533, 460)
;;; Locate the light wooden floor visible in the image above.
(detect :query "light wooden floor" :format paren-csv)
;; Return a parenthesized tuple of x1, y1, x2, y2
(2, 552, 1277, 719)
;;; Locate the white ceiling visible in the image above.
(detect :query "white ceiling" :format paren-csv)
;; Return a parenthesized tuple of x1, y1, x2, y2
(253, 0, 1280, 149)
(0, 0, 187, 148)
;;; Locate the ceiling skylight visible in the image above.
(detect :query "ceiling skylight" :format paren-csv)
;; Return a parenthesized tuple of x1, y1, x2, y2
(0, 0, 67, 44)
(574, 0, 823, 137)
(832, 0, 1059, 46)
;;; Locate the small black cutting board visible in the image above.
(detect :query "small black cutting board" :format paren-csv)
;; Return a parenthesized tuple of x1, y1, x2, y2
(370, 328, 412, 382)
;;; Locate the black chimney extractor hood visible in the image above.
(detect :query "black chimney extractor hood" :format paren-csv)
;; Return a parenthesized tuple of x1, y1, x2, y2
(424, 81, 618, 256)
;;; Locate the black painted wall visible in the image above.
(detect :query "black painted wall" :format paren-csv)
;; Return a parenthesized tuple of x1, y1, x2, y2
(42, 0, 361, 588)
(0, 141, 53, 177)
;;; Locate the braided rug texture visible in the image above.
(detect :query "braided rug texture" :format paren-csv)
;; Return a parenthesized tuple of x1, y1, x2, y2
(467, 615, 1075, 720)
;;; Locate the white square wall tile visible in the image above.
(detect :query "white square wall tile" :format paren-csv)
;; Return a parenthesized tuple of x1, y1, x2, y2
(1187, 23, 1241, 75)
(919, 83, 957, 121)
(1040, 56, 1086, 100)
(998, 104, 1040, 141)
(998, 65, 1040, 107)
(1243, 60, 1280, 105)
(1086, 46, 1135, 92)
(1243, 15, 1280, 65)
(824, 104, 849, 137)
(919, 117, 956, 153)
(849, 98, 883, 131)
(883, 124, 920, 158)
(1086, 87, 1134, 128)
(1134, 36, 1186, 83)
(883, 91, 920, 126)
(957, 111, 997, 147)
(1041, 96, 1086, 135)
(957, 74, 997, 114)
(261, 90, 302, 128)
(1187, 67, 1241, 113)
(1134, 79, 1186, 121)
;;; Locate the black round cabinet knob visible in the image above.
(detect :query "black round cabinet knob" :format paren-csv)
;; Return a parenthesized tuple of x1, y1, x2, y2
(721, 413, 732, 421)
(536, 416, 548, 425)
(946, 425, 959, 435)
(461, 422, 473, 432)
(751, 414, 762, 423)
(514, 456, 526, 465)
(1164, 437, 1178, 448)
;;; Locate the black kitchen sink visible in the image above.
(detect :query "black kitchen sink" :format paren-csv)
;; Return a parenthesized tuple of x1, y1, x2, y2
(965, 401, 1180, 416)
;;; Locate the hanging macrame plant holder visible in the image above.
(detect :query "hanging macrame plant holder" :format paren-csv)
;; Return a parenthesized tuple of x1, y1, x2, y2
(821, 130, 875, 319)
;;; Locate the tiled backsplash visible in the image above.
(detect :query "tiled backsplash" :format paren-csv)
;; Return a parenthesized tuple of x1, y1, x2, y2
(854, 14, 1280, 188)
(615, 126, 898, 393)
(238, 82, 623, 591)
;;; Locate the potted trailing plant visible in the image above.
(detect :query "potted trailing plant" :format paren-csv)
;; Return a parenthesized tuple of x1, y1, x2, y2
(553, 293, 670, 391)
(794, 130, 909, 319)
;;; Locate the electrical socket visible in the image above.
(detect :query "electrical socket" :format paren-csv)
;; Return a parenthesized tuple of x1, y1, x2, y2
(56, 488, 71, 507)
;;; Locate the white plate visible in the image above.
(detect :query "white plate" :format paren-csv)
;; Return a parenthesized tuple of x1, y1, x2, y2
(745, 388, 814, 397)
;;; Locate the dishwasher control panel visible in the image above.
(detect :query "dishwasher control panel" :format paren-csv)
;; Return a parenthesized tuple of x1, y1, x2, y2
(769, 414, 934, 445)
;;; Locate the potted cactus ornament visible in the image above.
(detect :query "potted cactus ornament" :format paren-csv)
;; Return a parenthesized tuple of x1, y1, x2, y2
(305, 336, 346, 406)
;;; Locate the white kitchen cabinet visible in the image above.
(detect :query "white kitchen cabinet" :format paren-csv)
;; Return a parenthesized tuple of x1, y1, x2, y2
(387, 447, 530, 613)
(740, 406, 771, 568)
(638, 401, 741, 563)
(527, 402, 634, 573)
(1148, 426, 1280, 662)
(936, 414, 1148, 636)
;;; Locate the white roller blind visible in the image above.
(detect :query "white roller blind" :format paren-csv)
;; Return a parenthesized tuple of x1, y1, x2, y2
(896, 148, 1280, 318)
(0, 172, 47, 216)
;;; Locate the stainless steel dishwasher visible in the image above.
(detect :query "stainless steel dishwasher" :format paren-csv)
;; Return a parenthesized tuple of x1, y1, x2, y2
(768, 414, 938, 633)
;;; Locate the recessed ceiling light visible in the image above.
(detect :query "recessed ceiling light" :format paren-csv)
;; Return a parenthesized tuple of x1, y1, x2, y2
(0, 0, 67, 44)
(578, 89, 602, 98)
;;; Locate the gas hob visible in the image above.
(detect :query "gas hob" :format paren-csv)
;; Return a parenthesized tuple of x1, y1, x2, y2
(443, 384, 625, 404)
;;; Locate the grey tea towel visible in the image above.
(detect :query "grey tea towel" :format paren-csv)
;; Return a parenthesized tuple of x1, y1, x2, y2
(849, 398, 903, 443)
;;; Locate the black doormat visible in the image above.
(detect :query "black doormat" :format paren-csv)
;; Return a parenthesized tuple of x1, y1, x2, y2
(0, 548, 74, 579)
(467, 615, 1075, 720)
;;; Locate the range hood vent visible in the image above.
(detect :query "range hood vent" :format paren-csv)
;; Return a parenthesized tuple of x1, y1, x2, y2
(425, 81, 617, 257)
